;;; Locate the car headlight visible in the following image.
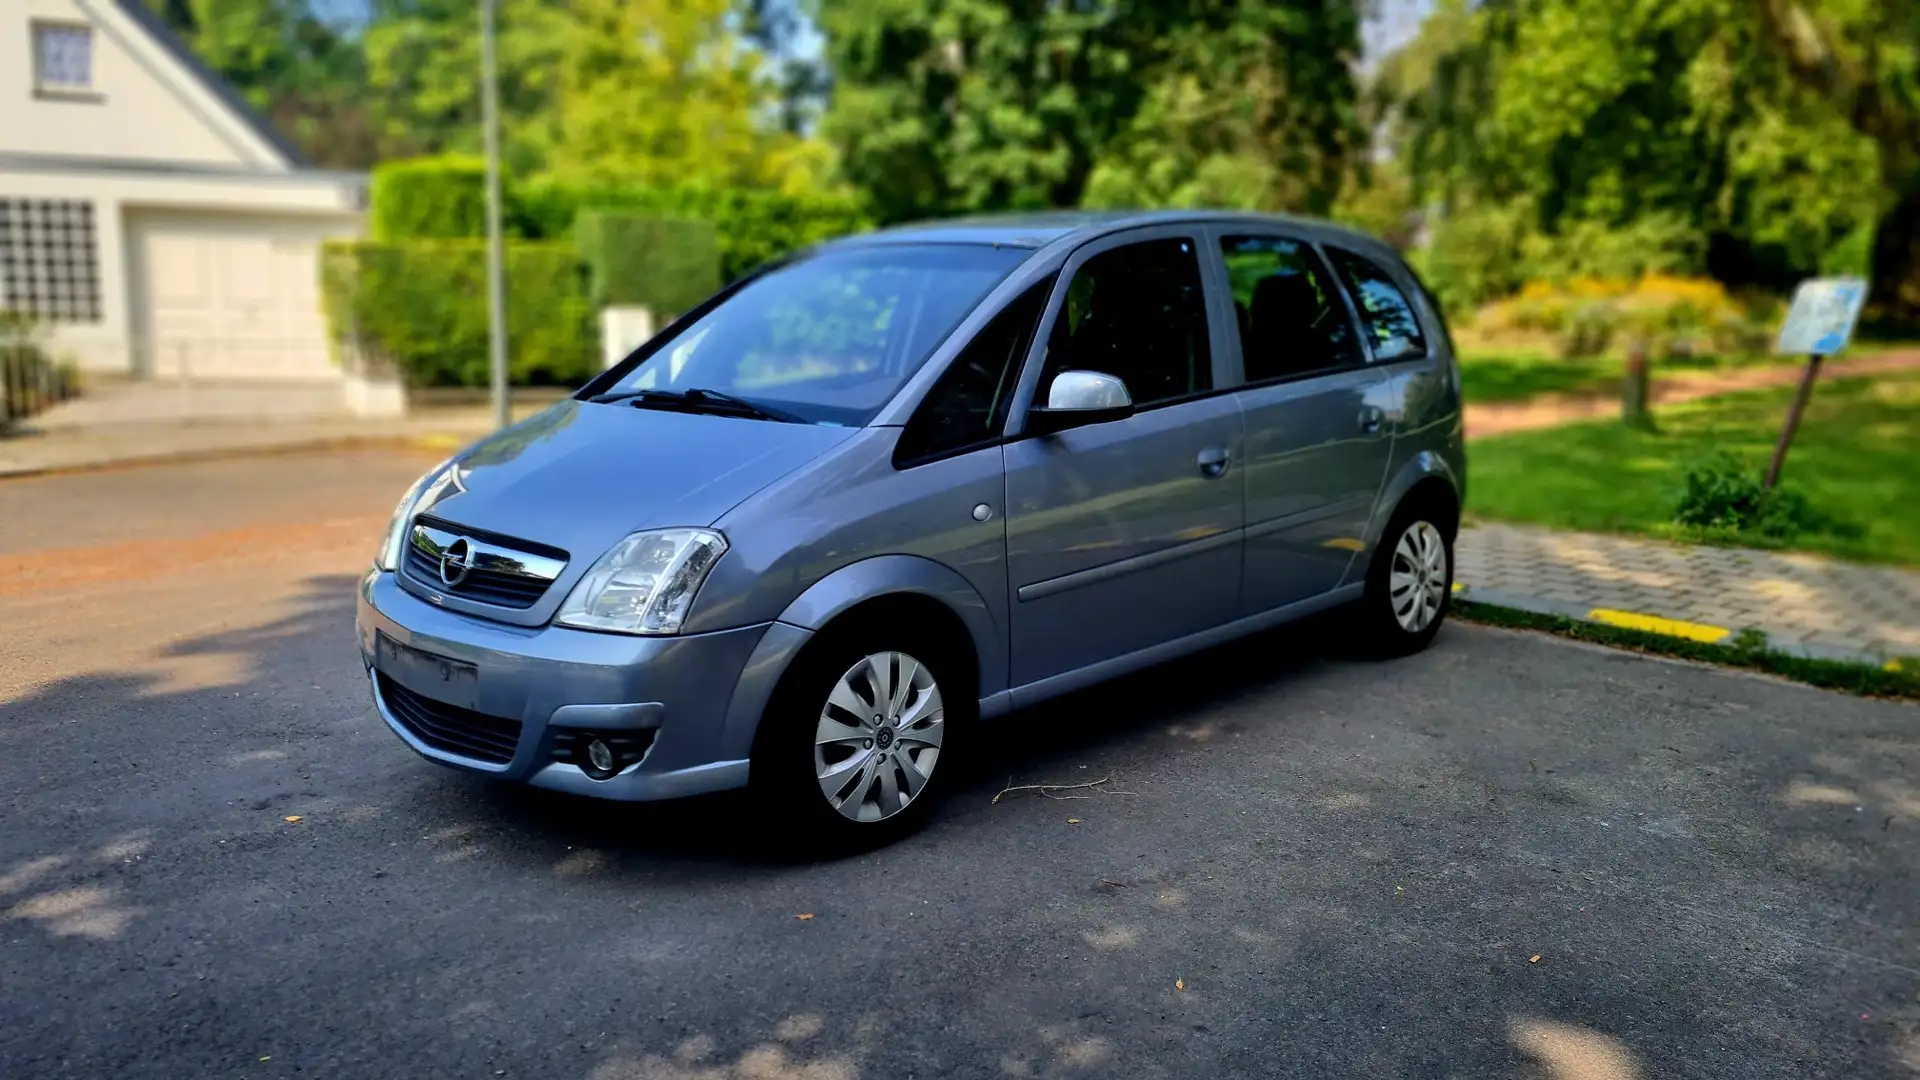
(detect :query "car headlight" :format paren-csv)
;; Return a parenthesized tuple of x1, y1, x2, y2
(556, 528, 728, 636)
(374, 459, 456, 571)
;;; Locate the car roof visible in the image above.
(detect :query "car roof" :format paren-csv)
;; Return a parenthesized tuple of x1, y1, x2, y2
(821, 209, 1398, 259)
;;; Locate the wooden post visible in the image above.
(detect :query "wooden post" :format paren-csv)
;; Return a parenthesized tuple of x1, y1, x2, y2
(1764, 353, 1824, 490)
(1621, 338, 1651, 428)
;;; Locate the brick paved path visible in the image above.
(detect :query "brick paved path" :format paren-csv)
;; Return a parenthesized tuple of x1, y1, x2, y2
(1456, 522, 1920, 661)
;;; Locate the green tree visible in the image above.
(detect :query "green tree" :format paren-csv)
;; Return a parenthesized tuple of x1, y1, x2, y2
(1382, 0, 1920, 318)
(738, 0, 832, 136)
(142, 0, 378, 167)
(1083, 5, 1363, 214)
(360, 0, 571, 173)
(817, 0, 1365, 223)
(542, 0, 833, 193)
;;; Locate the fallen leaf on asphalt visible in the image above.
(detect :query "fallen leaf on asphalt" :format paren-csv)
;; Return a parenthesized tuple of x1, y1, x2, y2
(283, 816, 302, 824)
(1175, 979, 1186, 992)
(1529, 955, 1542, 964)
(260, 1056, 271, 1061)
(1067, 818, 1082, 825)
(795, 913, 814, 921)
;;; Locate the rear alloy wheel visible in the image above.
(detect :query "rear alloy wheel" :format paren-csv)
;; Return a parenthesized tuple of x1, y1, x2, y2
(1357, 503, 1455, 656)
(813, 651, 945, 824)
(1389, 520, 1449, 634)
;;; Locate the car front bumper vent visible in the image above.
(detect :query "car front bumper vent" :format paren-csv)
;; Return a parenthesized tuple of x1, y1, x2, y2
(376, 672, 523, 765)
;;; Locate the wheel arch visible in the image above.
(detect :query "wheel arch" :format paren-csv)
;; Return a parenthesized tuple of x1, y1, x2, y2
(1368, 451, 1463, 550)
(716, 555, 1000, 764)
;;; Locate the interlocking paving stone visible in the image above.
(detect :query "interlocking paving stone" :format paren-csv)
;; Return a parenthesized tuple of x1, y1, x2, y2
(1457, 523, 1920, 661)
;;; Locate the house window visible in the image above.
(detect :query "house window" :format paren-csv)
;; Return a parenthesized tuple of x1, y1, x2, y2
(33, 22, 95, 95)
(0, 200, 103, 323)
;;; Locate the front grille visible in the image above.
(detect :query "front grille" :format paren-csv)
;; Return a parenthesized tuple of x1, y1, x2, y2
(403, 543, 551, 608)
(377, 673, 522, 765)
(401, 517, 567, 610)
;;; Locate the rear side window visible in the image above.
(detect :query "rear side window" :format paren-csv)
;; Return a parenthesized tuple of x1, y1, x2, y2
(1407, 267, 1457, 358)
(1219, 234, 1363, 382)
(1327, 248, 1427, 363)
(896, 278, 1051, 464)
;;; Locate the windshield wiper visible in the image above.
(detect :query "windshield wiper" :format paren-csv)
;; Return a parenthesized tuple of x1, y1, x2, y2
(588, 387, 803, 424)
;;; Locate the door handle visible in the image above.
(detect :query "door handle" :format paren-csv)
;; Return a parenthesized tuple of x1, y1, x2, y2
(1197, 446, 1231, 479)
(1358, 406, 1384, 433)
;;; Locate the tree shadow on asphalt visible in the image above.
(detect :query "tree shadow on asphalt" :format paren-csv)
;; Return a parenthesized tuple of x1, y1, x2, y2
(7, 572, 1920, 1079)
(462, 609, 1365, 867)
(1, 560, 1411, 885)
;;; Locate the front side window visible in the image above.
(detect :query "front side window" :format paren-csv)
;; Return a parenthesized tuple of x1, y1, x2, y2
(1219, 235, 1362, 382)
(1038, 237, 1211, 408)
(1327, 248, 1427, 363)
(607, 244, 1028, 427)
(34, 23, 94, 93)
(896, 277, 1051, 464)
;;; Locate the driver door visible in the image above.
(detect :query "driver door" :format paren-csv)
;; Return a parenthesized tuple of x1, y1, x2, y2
(1001, 230, 1245, 693)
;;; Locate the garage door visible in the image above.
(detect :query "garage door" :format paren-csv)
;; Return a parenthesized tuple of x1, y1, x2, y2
(136, 215, 342, 380)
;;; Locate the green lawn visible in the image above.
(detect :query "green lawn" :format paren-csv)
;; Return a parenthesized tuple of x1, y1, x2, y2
(1466, 372, 1920, 565)
(1458, 352, 1618, 403)
(1457, 350, 1785, 405)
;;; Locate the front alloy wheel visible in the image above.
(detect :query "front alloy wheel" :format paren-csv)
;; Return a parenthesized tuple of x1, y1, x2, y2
(813, 651, 945, 823)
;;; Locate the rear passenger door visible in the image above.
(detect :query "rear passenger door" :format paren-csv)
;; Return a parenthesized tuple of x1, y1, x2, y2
(1213, 232, 1397, 616)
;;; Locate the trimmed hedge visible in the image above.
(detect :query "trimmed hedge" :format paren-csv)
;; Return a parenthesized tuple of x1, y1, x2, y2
(321, 240, 594, 387)
(369, 157, 494, 242)
(345, 156, 874, 386)
(574, 212, 721, 317)
(517, 180, 871, 280)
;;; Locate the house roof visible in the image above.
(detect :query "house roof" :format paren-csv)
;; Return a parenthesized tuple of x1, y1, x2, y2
(110, 0, 309, 168)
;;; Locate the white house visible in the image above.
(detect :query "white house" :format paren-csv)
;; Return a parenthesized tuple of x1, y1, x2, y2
(0, 0, 365, 383)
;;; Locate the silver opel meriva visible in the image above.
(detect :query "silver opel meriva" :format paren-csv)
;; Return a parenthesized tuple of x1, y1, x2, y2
(357, 211, 1466, 845)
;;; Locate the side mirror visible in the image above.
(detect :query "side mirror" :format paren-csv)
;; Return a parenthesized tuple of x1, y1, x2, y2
(1027, 370, 1135, 436)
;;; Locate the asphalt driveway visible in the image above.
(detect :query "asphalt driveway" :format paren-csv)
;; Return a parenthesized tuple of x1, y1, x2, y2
(1, 451, 1915, 1079)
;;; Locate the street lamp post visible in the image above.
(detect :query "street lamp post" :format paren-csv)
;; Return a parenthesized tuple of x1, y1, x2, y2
(480, 0, 509, 430)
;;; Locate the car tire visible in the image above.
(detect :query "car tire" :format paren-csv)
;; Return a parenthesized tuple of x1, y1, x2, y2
(751, 621, 969, 851)
(1354, 496, 1457, 657)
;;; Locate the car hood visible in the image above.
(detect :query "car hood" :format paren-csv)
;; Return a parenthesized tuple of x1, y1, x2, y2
(421, 400, 858, 562)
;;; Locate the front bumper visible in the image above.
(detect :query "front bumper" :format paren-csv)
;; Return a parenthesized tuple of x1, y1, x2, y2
(355, 568, 808, 801)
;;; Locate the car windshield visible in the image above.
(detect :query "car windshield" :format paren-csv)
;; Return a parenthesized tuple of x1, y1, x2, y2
(603, 243, 1030, 427)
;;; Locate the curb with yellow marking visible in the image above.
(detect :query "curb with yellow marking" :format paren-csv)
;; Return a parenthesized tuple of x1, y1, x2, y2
(412, 433, 467, 452)
(1585, 608, 1730, 644)
(1456, 581, 1736, 646)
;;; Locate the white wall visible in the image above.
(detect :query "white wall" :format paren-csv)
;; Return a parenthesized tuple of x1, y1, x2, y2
(0, 164, 361, 373)
(0, 0, 283, 168)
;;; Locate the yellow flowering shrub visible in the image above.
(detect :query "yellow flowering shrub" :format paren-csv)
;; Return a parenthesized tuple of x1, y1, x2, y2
(1471, 275, 1763, 359)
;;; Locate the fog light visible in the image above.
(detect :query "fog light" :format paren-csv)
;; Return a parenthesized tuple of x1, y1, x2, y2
(554, 728, 657, 780)
(586, 738, 615, 775)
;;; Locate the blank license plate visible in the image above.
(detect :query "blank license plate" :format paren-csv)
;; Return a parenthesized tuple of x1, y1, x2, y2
(375, 633, 478, 711)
